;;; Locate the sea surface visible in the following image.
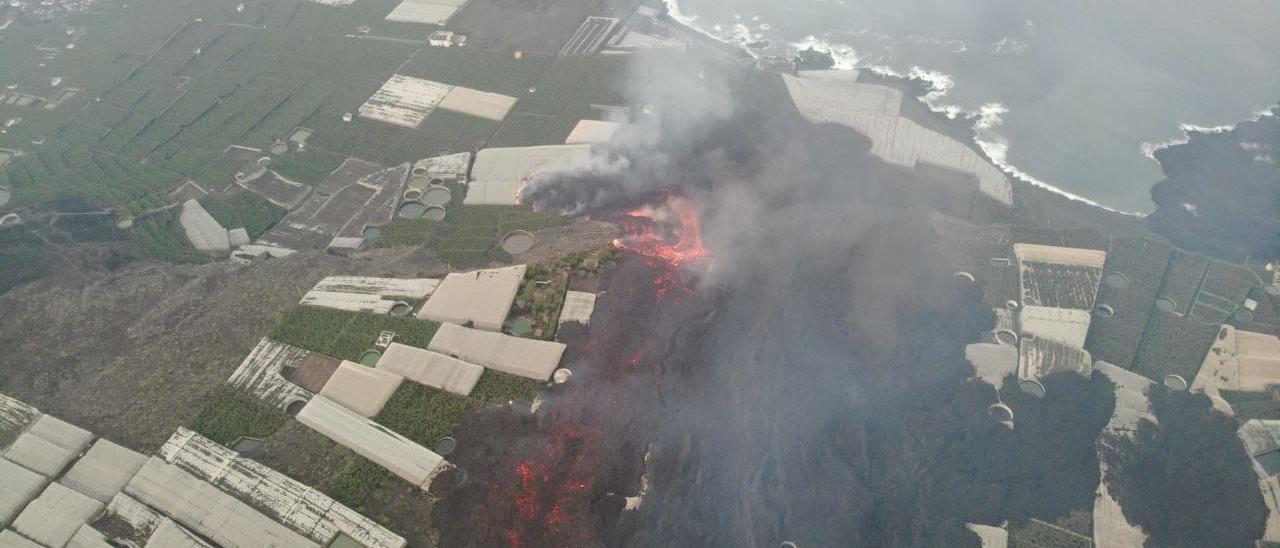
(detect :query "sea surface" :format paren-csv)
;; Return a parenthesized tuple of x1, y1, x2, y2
(667, 0, 1280, 214)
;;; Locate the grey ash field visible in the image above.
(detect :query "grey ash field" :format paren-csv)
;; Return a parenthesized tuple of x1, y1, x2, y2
(1, 0, 1279, 547)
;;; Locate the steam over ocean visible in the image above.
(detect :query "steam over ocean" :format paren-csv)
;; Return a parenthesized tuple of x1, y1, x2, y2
(667, 0, 1280, 214)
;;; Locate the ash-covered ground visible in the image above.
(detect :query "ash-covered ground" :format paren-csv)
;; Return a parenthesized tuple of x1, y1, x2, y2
(433, 51, 1118, 547)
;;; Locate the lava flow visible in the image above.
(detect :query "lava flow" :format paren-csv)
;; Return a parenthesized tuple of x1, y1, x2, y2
(610, 196, 710, 298)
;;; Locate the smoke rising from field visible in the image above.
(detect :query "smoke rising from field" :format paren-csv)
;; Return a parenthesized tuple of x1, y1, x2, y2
(442, 49, 1116, 547)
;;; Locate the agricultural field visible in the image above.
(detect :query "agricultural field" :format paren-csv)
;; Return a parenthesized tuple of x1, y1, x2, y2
(269, 305, 441, 362)
(199, 191, 286, 239)
(373, 203, 574, 268)
(1085, 238, 1174, 369)
(187, 385, 290, 445)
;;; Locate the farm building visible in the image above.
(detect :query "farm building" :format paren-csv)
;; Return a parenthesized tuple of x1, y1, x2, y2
(178, 199, 230, 252)
(437, 87, 518, 122)
(782, 72, 1013, 206)
(376, 343, 485, 396)
(418, 265, 526, 331)
(428, 322, 567, 381)
(10, 483, 104, 548)
(125, 458, 318, 548)
(4, 415, 93, 477)
(359, 75, 453, 128)
(226, 338, 315, 411)
(58, 439, 147, 503)
(428, 30, 467, 47)
(296, 396, 447, 490)
(386, 0, 468, 25)
(0, 459, 45, 528)
(158, 428, 407, 548)
(565, 120, 620, 144)
(411, 152, 471, 183)
(465, 145, 593, 205)
(258, 160, 410, 252)
(300, 276, 439, 315)
(1239, 420, 1280, 543)
(558, 290, 598, 327)
(1018, 336, 1093, 381)
(1195, 325, 1280, 394)
(319, 361, 405, 418)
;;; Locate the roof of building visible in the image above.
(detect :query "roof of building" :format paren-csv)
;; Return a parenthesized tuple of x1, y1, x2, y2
(158, 428, 407, 548)
(376, 343, 484, 396)
(11, 483, 105, 548)
(410, 153, 470, 182)
(565, 120, 620, 144)
(1019, 306, 1093, 348)
(1013, 244, 1108, 269)
(465, 145, 593, 205)
(0, 530, 42, 548)
(59, 439, 147, 503)
(300, 291, 398, 315)
(226, 338, 315, 410)
(437, 87, 517, 122)
(0, 393, 38, 447)
(558, 291, 597, 327)
(359, 75, 451, 128)
(296, 396, 446, 490)
(3, 415, 93, 478)
(319, 362, 404, 418)
(0, 458, 46, 528)
(145, 519, 213, 548)
(125, 458, 319, 548)
(1018, 336, 1093, 381)
(178, 199, 229, 252)
(428, 322, 566, 381)
(418, 265, 526, 331)
(67, 525, 114, 548)
(384, 0, 466, 25)
(310, 277, 440, 300)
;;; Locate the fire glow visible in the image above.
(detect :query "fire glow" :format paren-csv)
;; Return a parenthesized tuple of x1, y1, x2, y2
(611, 196, 709, 268)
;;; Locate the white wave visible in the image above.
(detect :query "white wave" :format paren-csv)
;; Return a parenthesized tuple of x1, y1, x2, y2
(977, 134, 1145, 216)
(662, 0, 760, 59)
(789, 35, 861, 70)
(1139, 106, 1279, 161)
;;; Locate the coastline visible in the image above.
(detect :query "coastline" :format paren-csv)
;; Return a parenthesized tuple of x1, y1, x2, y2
(661, 0, 1151, 219)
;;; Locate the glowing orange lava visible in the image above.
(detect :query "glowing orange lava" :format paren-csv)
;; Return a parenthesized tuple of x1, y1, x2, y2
(612, 196, 710, 268)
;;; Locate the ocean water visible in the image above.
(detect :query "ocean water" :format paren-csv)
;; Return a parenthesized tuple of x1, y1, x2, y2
(667, 0, 1280, 214)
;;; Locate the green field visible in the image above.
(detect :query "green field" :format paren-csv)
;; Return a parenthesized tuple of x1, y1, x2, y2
(269, 306, 440, 362)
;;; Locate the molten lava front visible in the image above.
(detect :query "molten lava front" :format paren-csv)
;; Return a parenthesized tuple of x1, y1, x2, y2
(610, 196, 710, 298)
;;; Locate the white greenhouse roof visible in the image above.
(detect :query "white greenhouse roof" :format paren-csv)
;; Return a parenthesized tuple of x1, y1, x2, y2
(0, 458, 46, 527)
(320, 362, 404, 418)
(418, 265, 526, 331)
(1014, 244, 1107, 269)
(297, 396, 446, 490)
(300, 291, 397, 315)
(0, 393, 38, 441)
(466, 145, 593, 205)
(428, 323, 566, 381)
(359, 75, 452, 128)
(376, 343, 484, 396)
(178, 199, 229, 252)
(310, 277, 440, 300)
(11, 483, 105, 548)
(4, 415, 93, 478)
(1018, 306, 1092, 348)
(59, 439, 147, 502)
(145, 519, 213, 548)
(1195, 325, 1280, 394)
(1018, 336, 1093, 381)
(226, 338, 315, 410)
(384, 0, 466, 25)
(158, 428, 407, 548)
(67, 525, 114, 548)
(438, 87, 517, 122)
(558, 291, 597, 327)
(125, 458, 319, 548)
(565, 120, 619, 144)
(0, 530, 42, 548)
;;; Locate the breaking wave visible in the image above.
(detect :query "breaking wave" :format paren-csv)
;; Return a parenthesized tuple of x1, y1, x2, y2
(1140, 108, 1278, 161)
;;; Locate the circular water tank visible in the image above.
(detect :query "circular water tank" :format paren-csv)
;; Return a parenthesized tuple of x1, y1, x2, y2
(995, 330, 1019, 346)
(412, 166, 428, 176)
(953, 271, 976, 284)
(422, 186, 452, 206)
(269, 142, 288, 155)
(403, 188, 423, 201)
(389, 301, 412, 317)
(1104, 272, 1131, 290)
(116, 216, 134, 230)
(423, 205, 447, 222)
(0, 213, 20, 226)
(362, 226, 382, 240)
(1163, 375, 1189, 391)
(501, 230, 535, 255)
(1155, 297, 1178, 314)
(988, 403, 1014, 423)
(285, 400, 306, 416)
(1023, 295, 1040, 306)
(434, 437, 457, 456)
(408, 175, 432, 190)
(553, 369, 573, 385)
(398, 201, 427, 219)
(1018, 379, 1047, 399)
(1005, 299, 1020, 311)
(1096, 303, 1116, 318)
